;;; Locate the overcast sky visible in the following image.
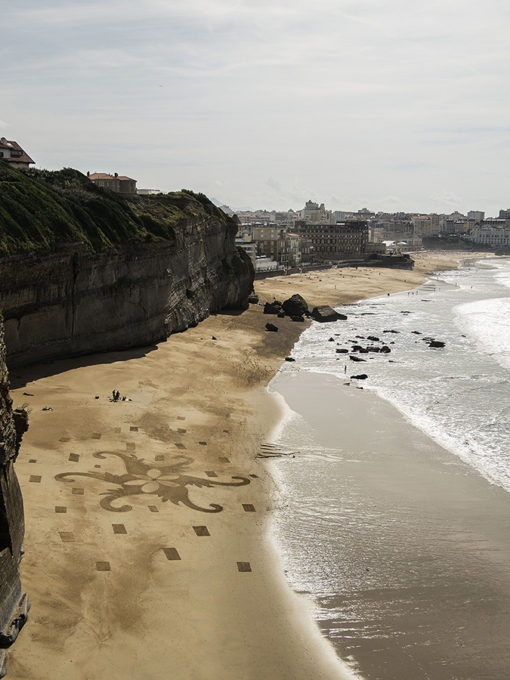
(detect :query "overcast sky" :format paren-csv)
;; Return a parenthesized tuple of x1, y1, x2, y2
(3, 1, 510, 214)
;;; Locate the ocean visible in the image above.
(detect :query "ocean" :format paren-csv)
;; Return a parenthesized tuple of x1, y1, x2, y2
(269, 257, 510, 680)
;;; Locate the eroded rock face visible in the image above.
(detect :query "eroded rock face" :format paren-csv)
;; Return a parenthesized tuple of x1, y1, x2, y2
(0, 319, 29, 676)
(0, 216, 253, 367)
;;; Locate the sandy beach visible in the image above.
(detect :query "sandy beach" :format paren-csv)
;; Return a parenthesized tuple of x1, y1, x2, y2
(7, 251, 474, 679)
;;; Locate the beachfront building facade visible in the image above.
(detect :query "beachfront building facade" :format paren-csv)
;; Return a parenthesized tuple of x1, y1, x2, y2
(294, 220, 369, 260)
(470, 222, 510, 249)
(88, 172, 137, 195)
(0, 138, 35, 168)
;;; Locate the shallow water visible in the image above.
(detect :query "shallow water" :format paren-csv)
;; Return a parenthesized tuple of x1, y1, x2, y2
(269, 258, 510, 680)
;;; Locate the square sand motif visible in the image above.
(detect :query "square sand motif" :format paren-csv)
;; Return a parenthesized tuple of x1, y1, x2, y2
(205, 471, 217, 478)
(163, 548, 181, 561)
(59, 532, 75, 542)
(175, 443, 185, 449)
(155, 455, 164, 461)
(126, 442, 136, 451)
(193, 526, 210, 537)
(130, 426, 138, 432)
(69, 453, 79, 462)
(237, 562, 252, 572)
(91, 433, 102, 440)
(55, 507, 67, 514)
(29, 475, 41, 483)
(96, 561, 111, 572)
(242, 504, 256, 512)
(198, 441, 207, 446)
(148, 506, 159, 513)
(72, 488, 84, 495)
(112, 524, 127, 535)
(28, 459, 37, 463)
(219, 457, 230, 463)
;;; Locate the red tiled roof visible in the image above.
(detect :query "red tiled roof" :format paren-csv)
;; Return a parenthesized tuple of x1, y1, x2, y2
(89, 172, 135, 181)
(0, 138, 34, 165)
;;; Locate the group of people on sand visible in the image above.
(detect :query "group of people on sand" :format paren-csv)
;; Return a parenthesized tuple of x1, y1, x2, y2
(111, 389, 132, 402)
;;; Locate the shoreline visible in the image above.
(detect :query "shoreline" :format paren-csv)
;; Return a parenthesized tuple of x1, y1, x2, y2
(7, 252, 487, 679)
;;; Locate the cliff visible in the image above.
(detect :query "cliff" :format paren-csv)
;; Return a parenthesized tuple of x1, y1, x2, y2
(0, 163, 253, 367)
(0, 319, 29, 677)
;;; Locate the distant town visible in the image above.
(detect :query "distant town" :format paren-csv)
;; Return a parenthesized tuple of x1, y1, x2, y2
(2, 135, 509, 273)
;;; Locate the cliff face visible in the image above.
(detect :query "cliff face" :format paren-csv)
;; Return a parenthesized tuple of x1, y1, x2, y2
(0, 321, 29, 676)
(0, 165, 253, 367)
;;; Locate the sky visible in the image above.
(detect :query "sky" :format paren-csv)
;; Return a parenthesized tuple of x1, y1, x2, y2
(2, 0, 510, 215)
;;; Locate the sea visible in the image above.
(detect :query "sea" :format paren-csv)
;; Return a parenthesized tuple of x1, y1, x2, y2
(268, 256, 510, 680)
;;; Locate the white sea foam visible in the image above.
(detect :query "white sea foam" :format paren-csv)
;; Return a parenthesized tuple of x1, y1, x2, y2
(454, 298, 510, 369)
(281, 258, 510, 493)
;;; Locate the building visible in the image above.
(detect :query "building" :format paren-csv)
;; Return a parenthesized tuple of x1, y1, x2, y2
(294, 221, 369, 260)
(88, 172, 137, 195)
(235, 235, 257, 268)
(468, 211, 485, 222)
(0, 138, 34, 168)
(470, 222, 510, 249)
(299, 200, 333, 224)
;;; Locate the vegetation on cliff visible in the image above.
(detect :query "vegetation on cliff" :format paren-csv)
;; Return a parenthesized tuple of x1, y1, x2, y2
(0, 162, 236, 256)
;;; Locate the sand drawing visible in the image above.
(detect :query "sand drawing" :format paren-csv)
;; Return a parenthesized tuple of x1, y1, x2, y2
(55, 451, 251, 513)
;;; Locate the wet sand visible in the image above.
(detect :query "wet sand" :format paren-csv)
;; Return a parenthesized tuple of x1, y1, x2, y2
(7, 252, 480, 679)
(271, 371, 510, 679)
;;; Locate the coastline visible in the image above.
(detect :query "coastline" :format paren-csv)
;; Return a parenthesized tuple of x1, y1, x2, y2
(7, 252, 483, 679)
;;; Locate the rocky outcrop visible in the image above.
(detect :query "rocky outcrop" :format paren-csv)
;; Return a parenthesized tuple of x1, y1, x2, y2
(0, 184, 253, 367)
(311, 306, 346, 323)
(0, 319, 29, 677)
(282, 294, 308, 317)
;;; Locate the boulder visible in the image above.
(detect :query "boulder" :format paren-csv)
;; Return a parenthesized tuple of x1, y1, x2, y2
(277, 311, 285, 318)
(380, 346, 391, 353)
(284, 357, 296, 362)
(428, 340, 445, 348)
(336, 348, 348, 354)
(351, 374, 368, 380)
(265, 323, 278, 332)
(367, 335, 380, 342)
(248, 293, 259, 304)
(291, 315, 305, 322)
(311, 306, 345, 323)
(350, 355, 366, 362)
(264, 301, 282, 315)
(282, 294, 309, 317)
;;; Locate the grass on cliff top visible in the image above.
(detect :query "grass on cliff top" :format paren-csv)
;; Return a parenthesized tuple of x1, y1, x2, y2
(0, 162, 235, 256)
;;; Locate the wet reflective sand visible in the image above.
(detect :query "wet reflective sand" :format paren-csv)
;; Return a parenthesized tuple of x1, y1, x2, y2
(271, 371, 510, 680)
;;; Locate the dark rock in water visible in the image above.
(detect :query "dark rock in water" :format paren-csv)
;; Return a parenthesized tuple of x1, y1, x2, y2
(291, 315, 305, 322)
(328, 337, 335, 342)
(311, 306, 344, 322)
(400, 310, 412, 314)
(367, 336, 380, 342)
(336, 348, 348, 353)
(412, 331, 422, 335)
(350, 355, 366, 362)
(284, 357, 296, 362)
(265, 323, 278, 332)
(351, 374, 368, 380)
(248, 293, 259, 304)
(428, 340, 445, 348)
(264, 301, 282, 315)
(383, 330, 400, 334)
(351, 345, 363, 352)
(422, 337, 434, 343)
(380, 346, 391, 353)
(277, 311, 285, 318)
(367, 346, 380, 353)
(356, 335, 365, 339)
(282, 294, 309, 317)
